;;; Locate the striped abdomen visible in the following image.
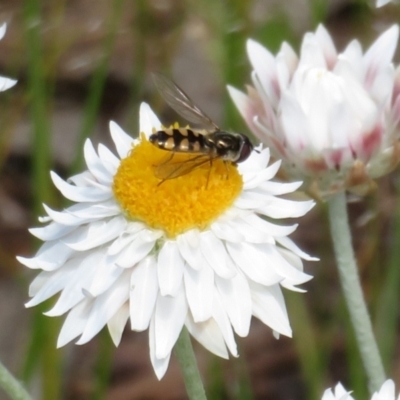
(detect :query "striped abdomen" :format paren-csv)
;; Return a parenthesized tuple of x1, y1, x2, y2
(149, 128, 210, 154)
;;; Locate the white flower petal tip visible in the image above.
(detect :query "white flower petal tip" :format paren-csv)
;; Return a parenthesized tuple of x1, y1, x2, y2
(20, 99, 314, 379)
(109, 121, 129, 141)
(322, 379, 400, 400)
(0, 77, 17, 91)
(321, 383, 354, 400)
(235, 23, 400, 197)
(0, 23, 6, 40)
(371, 379, 399, 400)
(376, 0, 394, 7)
(139, 102, 162, 136)
(0, 24, 17, 90)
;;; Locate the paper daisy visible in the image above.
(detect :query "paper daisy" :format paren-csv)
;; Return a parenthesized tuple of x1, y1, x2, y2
(18, 103, 315, 379)
(229, 24, 400, 197)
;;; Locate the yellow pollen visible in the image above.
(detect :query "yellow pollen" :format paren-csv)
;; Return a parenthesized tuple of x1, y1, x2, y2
(112, 135, 243, 238)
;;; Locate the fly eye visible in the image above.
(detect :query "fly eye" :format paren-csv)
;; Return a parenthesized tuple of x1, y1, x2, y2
(236, 144, 252, 162)
(236, 136, 253, 163)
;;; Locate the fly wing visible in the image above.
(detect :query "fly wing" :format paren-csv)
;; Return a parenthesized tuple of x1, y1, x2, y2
(154, 153, 215, 181)
(152, 72, 219, 131)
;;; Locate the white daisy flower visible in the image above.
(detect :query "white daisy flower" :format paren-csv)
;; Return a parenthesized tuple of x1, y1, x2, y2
(18, 103, 315, 379)
(0, 23, 17, 91)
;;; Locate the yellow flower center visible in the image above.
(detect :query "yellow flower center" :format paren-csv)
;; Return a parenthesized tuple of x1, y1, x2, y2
(112, 135, 243, 238)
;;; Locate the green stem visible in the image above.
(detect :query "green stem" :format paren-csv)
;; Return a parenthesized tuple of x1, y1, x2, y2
(0, 361, 32, 400)
(327, 192, 385, 392)
(174, 327, 207, 400)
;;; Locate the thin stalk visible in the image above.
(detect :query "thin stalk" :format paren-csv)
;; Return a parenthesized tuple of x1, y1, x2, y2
(23, 0, 53, 209)
(286, 292, 326, 400)
(70, 0, 125, 175)
(375, 179, 400, 369)
(22, 0, 62, 399)
(327, 192, 385, 392)
(89, 330, 114, 400)
(174, 327, 207, 400)
(0, 361, 32, 400)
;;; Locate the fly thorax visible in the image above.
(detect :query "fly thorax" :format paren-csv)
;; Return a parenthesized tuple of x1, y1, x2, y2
(210, 131, 243, 162)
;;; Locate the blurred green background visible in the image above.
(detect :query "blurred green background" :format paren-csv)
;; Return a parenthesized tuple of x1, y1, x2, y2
(0, 0, 399, 399)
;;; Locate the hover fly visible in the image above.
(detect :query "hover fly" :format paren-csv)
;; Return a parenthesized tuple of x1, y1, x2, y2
(149, 73, 254, 181)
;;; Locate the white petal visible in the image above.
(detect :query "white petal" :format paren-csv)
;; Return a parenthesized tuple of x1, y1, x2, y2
(247, 39, 279, 106)
(210, 220, 244, 243)
(26, 259, 80, 307)
(376, 0, 393, 6)
(45, 251, 108, 316)
(226, 242, 282, 286)
(63, 216, 126, 251)
(215, 272, 252, 337)
(200, 231, 236, 279)
(67, 170, 94, 186)
(68, 200, 120, 220)
(154, 286, 187, 359)
(107, 303, 129, 346)
(57, 299, 93, 347)
(258, 180, 303, 195)
(279, 90, 310, 149)
(234, 190, 269, 210)
(185, 314, 229, 359)
(239, 213, 297, 238)
(82, 255, 124, 297)
(256, 196, 314, 219)
(114, 232, 156, 268)
(130, 255, 159, 331)
(51, 171, 112, 203)
(109, 121, 134, 159)
(107, 223, 146, 255)
(183, 263, 214, 322)
(212, 291, 238, 357)
(76, 270, 131, 344)
(259, 243, 312, 284)
(177, 229, 203, 270)
(250, 282, 292, 337)
(278, 41, 298, 76)
(0, 76, 17, 91)
(371, 379, 395, 400)
(276, 236, 318, 261)
(149, 315, 171, 380)
(240, 144, 271, 172)
(157, 240, 184, 296)
(97, 143, 120, 175)
(84, 139, 113, 185)
(299, 32, 327, 69)
(315, 24, 337, 66)
(363, 25, 399, 83)
(17, 240, 73, 271)
(227, 85, 252, 121)
(42, 204, 89, 226)
(139, 102, 162, 137)
(241, 160, 281, 189)
(0, 24, 6, 40)
(224, 218, 273, 243)
(29, 222, 75, 241)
